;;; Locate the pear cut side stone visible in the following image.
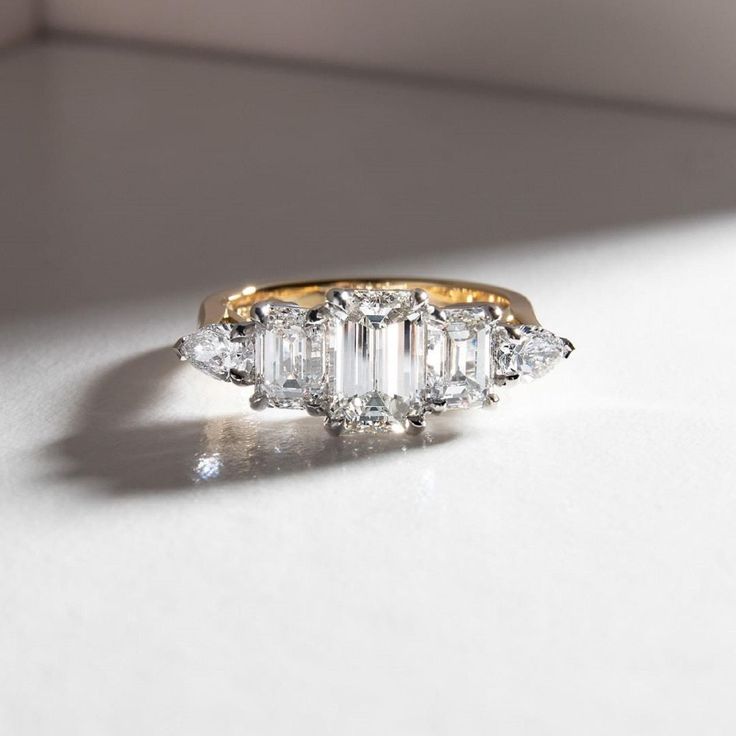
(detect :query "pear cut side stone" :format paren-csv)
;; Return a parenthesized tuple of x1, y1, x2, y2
(495, 325, 570, 380)
(177, 323, 255, 381)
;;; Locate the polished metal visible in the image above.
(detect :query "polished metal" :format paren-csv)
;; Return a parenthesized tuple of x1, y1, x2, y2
(181, 277, 568, 436)
(250, 301, 272, 325)
(413, 287, 430, 308)
(199, 278, 541, 328)
(404, 414, 427, 435)
(305, 401, 326, 417)
(324, 417, 345, 436)
(249, 392, 269, 411)
(324, 288, 351, 313)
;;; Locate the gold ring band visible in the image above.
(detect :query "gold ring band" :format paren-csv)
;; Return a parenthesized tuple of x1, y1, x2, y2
(178, 277, 572, 435)
(199, 277, 540, 327)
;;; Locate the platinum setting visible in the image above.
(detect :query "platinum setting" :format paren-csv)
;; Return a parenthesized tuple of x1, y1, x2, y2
(176, 287, 574, 435)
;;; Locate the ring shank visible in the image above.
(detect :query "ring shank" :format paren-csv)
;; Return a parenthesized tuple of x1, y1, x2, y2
(199, 278, 540, 326)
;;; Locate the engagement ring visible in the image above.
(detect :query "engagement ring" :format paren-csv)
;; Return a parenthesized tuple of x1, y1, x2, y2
(175, 279, 574, 435)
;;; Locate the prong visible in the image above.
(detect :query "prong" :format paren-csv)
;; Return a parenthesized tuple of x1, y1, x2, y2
(561, 337, 575, 358)
(173, 336, 187, 359)
(325, 288, 351, 312)
(250, 301, 271, 324)
(483, 391, 500, 408)
(494, 372, 520, 386)
(229, 370, 252, 386)
(429, 398, 447, 414)
(229, 321, 256, 342)
(483, 303, 504, 323)
(413, 288, 430, 308)
(306, 306, 327, 326)
(505, 325, 524, 340)
(249, 391, 269, 411)
(324, 416, 345, 436)
(426, 304, 445, 322)
(305, 401, 325, 417)
(404, 414, 426, 435)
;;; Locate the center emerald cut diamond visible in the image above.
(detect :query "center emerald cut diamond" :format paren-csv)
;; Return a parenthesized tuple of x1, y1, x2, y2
(326, 289, 426, 432)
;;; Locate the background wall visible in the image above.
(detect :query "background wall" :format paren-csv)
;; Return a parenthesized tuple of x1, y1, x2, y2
(0, 0, 39, 47)
(36, 0, 736, 115)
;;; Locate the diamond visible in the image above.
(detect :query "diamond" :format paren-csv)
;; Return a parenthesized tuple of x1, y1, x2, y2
(326, 290, 426, 432)
(427, 307, 493, 409)
(495, 325, 569, 380)
(177, 323, 254, 381)
(255, 304, 325, 408)
(341, 289, 417, 328)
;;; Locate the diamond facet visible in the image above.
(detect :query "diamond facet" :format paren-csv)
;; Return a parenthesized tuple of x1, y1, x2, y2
(427, 307, 493, 409)
(495, 325, 568, 380)
(177, 323, 254, 381)
(326, 290, 426, 432)
(340, 289, 417, 328)
(255, 305, 325, 408)
(178, 287, 574, 433)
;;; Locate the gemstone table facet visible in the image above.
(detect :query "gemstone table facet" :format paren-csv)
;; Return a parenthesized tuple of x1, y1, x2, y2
(255, 305, 325, 408)
(326, 290, 426, 432)
(427, 307, 493, 409)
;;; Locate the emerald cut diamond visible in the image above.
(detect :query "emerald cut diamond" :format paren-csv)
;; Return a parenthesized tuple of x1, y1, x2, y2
(176, 283, 574, 435)
(326, 289, 426, 432)
(254, 304, 325, 408)
(427, 307, 493, 409)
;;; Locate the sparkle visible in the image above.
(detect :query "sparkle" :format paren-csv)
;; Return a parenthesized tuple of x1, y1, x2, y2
(427, 307, 493, 409)
(495, 325, 569, 380)
(326, 290, 426, 432)
(194, 453, 222, 481)
(177, 289, 574, 433)
(255, 305, 325, 408)
(177, 323, 254, 381)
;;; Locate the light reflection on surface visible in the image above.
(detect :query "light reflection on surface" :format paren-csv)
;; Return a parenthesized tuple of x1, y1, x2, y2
(52, 348, 458, 495)
(184, 412, 454, 489)
(193, 452, 223, 482)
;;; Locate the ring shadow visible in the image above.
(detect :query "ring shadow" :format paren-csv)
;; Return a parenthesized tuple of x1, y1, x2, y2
(49, 348, 459, 496)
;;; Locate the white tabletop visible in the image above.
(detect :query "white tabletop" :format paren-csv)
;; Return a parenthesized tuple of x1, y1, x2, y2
(2, 39, 735, 735)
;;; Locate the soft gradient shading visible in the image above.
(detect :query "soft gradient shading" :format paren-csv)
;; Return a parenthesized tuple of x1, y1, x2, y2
(1, 39, 735, 736)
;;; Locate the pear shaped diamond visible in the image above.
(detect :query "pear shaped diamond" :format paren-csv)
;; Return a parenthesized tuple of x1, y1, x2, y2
(176, 323, 255, 382)
(495, 325, 573, 380)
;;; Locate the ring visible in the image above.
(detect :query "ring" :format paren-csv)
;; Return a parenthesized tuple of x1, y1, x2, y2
(174, 278, 574, 435)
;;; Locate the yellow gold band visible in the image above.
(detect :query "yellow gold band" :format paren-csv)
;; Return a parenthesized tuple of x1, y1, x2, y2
(199, 278, 540, 326)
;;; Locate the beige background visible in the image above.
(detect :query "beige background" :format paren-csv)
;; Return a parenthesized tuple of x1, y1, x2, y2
(5, 1, 736, 113)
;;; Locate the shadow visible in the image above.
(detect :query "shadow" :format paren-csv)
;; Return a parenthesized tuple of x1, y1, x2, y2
(3, 38, 736, 323)
(50, 348, 458, 496)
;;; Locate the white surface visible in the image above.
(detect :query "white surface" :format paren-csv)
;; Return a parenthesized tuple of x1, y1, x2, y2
(43, 0, 736, 115)
(1, 40, 736, 735)
(0, 0, 38, 47)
